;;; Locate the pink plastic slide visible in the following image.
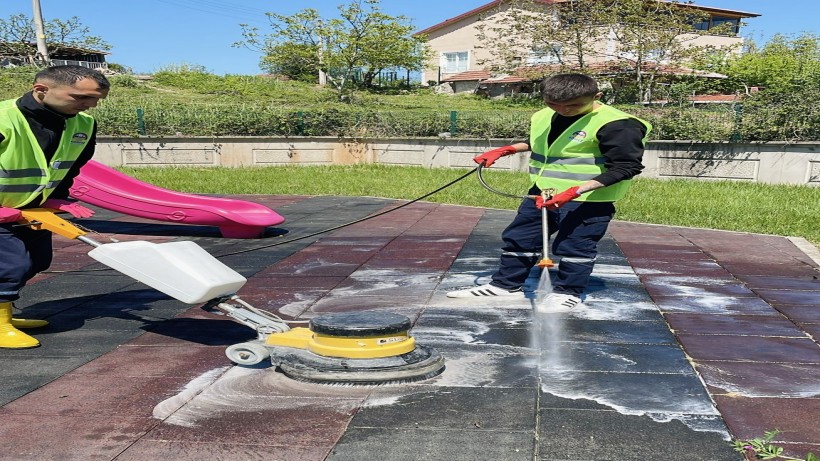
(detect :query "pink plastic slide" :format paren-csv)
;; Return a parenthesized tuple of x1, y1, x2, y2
(69, 160, 285, 238)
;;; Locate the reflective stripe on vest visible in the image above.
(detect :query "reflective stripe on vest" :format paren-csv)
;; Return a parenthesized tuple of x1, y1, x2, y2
(0, 98, 94, 208)
(528, 104, 651, 202)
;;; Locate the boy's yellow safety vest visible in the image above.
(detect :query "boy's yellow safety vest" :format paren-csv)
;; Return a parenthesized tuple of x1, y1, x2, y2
(529, 104, 651, 202)
(0, 98, 94, 208)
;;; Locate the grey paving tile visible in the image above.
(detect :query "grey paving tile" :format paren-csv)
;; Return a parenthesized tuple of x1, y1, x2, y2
(538, 409, 737, 461)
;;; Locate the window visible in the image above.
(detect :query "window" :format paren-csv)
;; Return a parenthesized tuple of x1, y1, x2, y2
(442, 51, 469, 73)
(688, 15, 740, 34)
(710, 16, 740, 34)
(526, 44, 562, 64)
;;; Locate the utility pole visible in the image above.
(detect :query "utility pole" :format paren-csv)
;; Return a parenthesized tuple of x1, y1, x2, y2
(32, 0, 50, 64)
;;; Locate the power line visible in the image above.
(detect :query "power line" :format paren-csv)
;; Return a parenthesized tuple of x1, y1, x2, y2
(151, 0, 270, 25)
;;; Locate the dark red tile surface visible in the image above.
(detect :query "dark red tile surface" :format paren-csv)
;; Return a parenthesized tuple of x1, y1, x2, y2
(3, 373, 192, 417)
(641, 276, 756, 298)
(651, 295, 777, 315)
(713, 396, 820, 444)
(145, 400, 357, 446)
(114, 440, 332, 461)
(664, 313, 805, 336)
(677, 334, 820, 362)
(769, 304, 820, 324)
(739, 275, 820, 290)
(695, 361, 820, 396)
(754, 288, 820, 306)
(0, 412, 156, 461)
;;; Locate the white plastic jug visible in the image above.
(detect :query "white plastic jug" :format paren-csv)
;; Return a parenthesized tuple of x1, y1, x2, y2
(88, 240, 247, 304)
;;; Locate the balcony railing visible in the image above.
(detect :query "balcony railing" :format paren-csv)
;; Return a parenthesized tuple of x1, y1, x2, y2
(50, 59, 107, 69)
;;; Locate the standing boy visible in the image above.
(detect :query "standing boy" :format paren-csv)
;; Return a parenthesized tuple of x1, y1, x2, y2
(448, 73, 650, 313)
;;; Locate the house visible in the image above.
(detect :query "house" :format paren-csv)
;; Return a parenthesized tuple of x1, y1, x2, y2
(415, 0, 760, 91)
(0, 42, 109, 70)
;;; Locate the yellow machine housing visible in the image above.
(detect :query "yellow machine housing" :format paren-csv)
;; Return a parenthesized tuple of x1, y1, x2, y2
(264, 326, 417, 359)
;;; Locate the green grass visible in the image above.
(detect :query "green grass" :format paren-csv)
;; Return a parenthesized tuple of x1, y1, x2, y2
(118, 164, 820, 247)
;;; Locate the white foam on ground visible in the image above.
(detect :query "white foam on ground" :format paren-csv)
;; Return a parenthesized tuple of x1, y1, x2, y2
(154, 366, 370, 427)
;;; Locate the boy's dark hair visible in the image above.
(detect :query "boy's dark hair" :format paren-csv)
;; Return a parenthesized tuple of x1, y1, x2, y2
(34, 65, 110, 89)
(540, 73, 599, 102)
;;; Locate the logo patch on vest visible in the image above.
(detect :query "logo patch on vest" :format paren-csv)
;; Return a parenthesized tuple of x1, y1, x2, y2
(71, 132, 89, 144)
(568, 130, 587, 142)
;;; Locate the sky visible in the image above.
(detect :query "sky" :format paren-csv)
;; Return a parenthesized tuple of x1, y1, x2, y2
(0, 0, 818, 76)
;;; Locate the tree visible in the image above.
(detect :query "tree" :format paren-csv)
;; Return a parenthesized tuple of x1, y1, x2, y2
(474, 0, 732, 102)
(0, 13, 110, 65)
(475, 0, 610, 74)
(723, 33, 820, 93)
(235, 0, 430, 98)
(605, 0, 728, 102)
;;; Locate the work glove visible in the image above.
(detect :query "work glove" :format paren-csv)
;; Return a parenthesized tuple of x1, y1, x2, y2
(473, 145, 517, 168)
(42, 199, 95, 218)
(0, 206, 23, 223)
(535, 186, 581, 210)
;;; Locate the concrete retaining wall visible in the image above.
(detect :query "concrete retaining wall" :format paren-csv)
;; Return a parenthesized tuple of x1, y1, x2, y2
(95, 137, 820, 186)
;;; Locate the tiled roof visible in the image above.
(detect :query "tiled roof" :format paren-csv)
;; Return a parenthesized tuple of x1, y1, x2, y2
(441, 70, 530, 84)
(441, 70, 492, 82)
(415, 0, 758, 36)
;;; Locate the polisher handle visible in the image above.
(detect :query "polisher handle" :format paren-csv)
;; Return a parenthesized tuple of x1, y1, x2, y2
(18, 208, 88, 240)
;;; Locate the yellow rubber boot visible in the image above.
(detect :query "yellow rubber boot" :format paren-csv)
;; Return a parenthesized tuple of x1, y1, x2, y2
(0, 302, 40, 349)
(11, 317, 49, 329)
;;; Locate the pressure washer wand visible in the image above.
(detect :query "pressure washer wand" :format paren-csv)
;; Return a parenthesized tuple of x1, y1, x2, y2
(537, 189, 555, 269)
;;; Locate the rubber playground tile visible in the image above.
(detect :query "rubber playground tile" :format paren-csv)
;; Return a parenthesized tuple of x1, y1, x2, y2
(541, 342, 693, 374)
(772, 304, 820, 324)
(713, 395, 820, 445)
(16, 328, 145, 357)
(719, 261, 819, 277)
(0, 412, 156, 461)
(423, 346, 538, 388)
(327, 428, 534, 461)
(676, 334, 820, 363)
(801, 323, 820, 340)
(357, 386, 537, 430)
(695, 361, 820, 397)
(114, 440, 333, 461)
(2, 373, 194, 418)
(330, 276, 441, 297)
(537, 408, 737, 461)
(663, 312, 807, 336)
(640, 276, 757, 298)
(555, 319, 678, 345)
(145, 398, 358, 447)
(738, 275, 820, 291)
(132, 318, 255, 347)
(538, 371, 718, 416)
(360, 256, 458, 272)
(629, 261, 733, 278)
(754, 288, 820, 306)
(651, 294, 776, 315)
(69, 344, 229, 378)
(414, 306, 532, 330)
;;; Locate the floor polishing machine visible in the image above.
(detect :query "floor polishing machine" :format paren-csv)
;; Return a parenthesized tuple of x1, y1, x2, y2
(18, 209, 445, 385)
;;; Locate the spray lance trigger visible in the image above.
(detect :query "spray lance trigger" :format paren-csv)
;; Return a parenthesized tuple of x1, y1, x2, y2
(537, 188, 555, 269)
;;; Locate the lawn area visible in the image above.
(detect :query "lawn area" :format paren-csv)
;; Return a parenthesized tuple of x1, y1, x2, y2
(119, 164, 820, 247)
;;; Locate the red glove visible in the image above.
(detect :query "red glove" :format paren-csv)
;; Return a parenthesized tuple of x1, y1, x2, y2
(535, 187, 581, 210)
(42, 199, 95, 218)
(0, 207, 23, 223)
(473, 145, 517, 168)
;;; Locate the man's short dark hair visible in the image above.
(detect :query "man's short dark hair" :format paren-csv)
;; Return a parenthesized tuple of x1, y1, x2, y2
(34, 65, 110, 90)
(540, 73, 599, 102)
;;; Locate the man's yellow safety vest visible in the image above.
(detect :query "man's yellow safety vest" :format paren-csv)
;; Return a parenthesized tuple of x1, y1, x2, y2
(529, 104, 651, 202)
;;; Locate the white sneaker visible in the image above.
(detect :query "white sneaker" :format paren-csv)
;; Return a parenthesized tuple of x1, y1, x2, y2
(535, 293, 582, 313)
(447, 283, 524, 298)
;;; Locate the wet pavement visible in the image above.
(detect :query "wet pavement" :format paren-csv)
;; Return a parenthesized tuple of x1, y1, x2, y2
(1, 195, 818, 461)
